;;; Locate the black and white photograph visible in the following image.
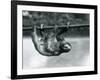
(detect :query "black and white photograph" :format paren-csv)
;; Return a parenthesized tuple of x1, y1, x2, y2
(23, 11, 90, 69)
(11, 1, 97, 79)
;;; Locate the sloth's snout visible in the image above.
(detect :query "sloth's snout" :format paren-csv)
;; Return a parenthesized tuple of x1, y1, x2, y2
(45, 38, 72, 56)
(60, 42, 72, 53)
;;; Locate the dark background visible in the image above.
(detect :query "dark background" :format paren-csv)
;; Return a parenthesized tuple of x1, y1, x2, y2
(23, 11, 89, 37)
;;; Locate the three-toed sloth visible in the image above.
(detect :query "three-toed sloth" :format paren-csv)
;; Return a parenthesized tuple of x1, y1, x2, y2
(31, 25, 71, 56)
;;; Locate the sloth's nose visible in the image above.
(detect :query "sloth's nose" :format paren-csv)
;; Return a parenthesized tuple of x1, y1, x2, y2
(60, 42, 72, 52)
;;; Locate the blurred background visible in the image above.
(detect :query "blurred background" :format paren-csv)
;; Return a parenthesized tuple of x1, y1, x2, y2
(23, 11, 89, 37)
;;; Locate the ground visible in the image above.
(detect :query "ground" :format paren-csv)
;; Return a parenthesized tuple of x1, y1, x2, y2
(23, 37, 90, 69)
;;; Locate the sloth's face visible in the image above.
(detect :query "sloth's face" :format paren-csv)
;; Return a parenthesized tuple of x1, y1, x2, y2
(31, 26, 71, 56)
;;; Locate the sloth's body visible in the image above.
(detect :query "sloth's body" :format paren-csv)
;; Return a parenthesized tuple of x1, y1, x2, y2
(31, 25, 71, 56)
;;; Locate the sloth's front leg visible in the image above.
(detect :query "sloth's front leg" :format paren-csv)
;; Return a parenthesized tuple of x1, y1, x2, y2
(31, 26, 55, 56)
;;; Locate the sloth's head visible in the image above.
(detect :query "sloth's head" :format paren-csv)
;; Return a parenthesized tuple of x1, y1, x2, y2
(31, 25, 71, 56)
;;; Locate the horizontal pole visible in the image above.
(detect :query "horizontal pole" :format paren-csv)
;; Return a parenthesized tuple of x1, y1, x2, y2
(23, 24, 89, 30)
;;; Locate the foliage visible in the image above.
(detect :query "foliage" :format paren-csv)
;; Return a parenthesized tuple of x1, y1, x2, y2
(23, 11, 89, 27)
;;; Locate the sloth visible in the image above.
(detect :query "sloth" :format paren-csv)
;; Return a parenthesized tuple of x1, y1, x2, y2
(31, 25, 72, 56)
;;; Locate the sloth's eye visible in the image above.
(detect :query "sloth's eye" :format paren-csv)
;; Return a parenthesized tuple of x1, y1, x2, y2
(56, 35, 64, 41)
